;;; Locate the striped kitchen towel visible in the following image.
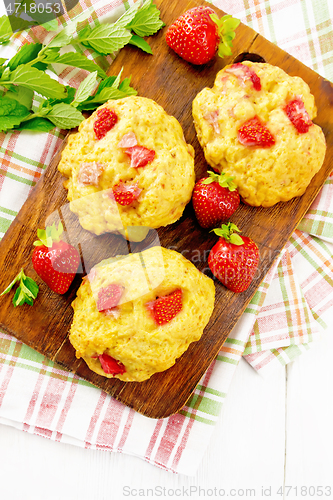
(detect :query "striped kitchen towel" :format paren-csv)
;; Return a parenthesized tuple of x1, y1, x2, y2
(0, 0, 333, 476)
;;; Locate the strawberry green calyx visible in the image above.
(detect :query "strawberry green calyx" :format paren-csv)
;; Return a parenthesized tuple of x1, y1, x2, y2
(202, 171, 237, 191)
(212, 222, 244, 245)
(210, 13, 240, 58)
(0, 268, 39, 307)
(34, 222, 64, 248)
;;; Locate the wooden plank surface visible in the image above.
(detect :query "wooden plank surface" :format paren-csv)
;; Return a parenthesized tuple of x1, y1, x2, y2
(0, 0, 333, 419)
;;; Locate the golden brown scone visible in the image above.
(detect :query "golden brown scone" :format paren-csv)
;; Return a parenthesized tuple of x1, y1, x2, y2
(192, 61, 326, 207)
(58, 96, 195, 241)
(69, 246, 215, 382)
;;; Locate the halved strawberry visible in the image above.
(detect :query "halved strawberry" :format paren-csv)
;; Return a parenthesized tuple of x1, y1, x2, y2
(94, 108, 118, 140)
(112, 181, 142, 206)
(237, 116, 275, 148)
(98, 353, 126, 375)
(96, 284, 124, 312)
(225, 63, 261, 91)
(146, 289, 183, 325)
(285, 97, 313, 133)
(192, 171, 240, 229)
(125, 145, 155, 169)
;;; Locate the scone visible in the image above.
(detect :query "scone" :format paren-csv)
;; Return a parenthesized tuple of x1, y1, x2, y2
(69, 246, 215, 382)
(192, 61, 326, 207)
(58, 96, 195, 241)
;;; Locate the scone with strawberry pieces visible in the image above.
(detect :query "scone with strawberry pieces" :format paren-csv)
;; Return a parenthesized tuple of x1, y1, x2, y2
(69, 246, 215, 382)
(192, 61, 326, 207)
(58, 96, 195, 241)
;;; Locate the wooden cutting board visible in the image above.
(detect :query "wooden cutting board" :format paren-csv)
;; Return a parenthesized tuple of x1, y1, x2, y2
(0, 0, 332, 419)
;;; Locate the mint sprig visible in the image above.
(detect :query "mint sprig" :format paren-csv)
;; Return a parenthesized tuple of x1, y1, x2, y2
(0, 268, 39, 307)
(0, 1, 164, 133)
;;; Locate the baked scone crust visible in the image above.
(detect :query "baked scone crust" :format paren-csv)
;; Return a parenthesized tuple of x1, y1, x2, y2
(69, 246, 215, 382)
(58, 96, 195, 240)
(192, 62, 326, 207)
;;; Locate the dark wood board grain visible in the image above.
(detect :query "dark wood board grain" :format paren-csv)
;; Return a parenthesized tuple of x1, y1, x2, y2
(0, 0, 333, 419)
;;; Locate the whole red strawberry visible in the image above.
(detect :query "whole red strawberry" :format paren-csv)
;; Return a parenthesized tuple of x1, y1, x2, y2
(166, 7, 240, 65)
(32, 222, 80, 294)
(208, 222, 260, 293)
(146, 289, 183, 325)
(237, 116, 275, 148)
(192, 171, 240, 229)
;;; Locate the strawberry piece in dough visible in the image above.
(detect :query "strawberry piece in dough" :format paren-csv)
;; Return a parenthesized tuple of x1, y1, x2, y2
(77, 161, 104, 186)
(112, 181, 142, 206)
(147, 289, 183, 325)
(237, 116, 275, 148)
(96, 284, 124, 312)
(118, 132, 138, 148)
(225, 63, 261, 91)
(98, 353, 126, 375)
(285, 97, 313, 134)
(94, 108, 118, 140)
(125, 145, 155, 169)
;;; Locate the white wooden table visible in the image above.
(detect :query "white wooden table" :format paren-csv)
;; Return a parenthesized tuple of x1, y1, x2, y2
(1, 308, 332, 500)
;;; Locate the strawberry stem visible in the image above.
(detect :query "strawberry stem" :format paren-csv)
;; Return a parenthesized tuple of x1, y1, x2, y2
(202, 171, 237, 191)
(33, 222, 64, 248)
(210, 13, 240, 58)
(212, 222, 244, 245)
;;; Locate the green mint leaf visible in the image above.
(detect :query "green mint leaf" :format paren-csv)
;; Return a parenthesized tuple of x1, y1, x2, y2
(0, 270, 22, 296)
(1, 269, 39, 306)
(5, 86, 34, 109)
(44, 51, 107, 79)
(78, 24, 132, 55)
(0, 16, 13, 44)
(77, 87, 128, 109)
(47, 22, 78, 48)
(96, 75, 117, 92)
(17, 116, 55, 132)
(7, 65, 67, 100)
(126, 0, 164, 37)
(118, 77, 136, 95)
(45, 103, 84, 128)
(0, 97, 30, 132)
(7, 43, 43, 71)
(129, 34, 152, 54)
(23, 277, 39, 298)
(42, 85, 76, 107)
(115, 2, 140, 28)
(41, 18, 59, 32)
(20, 280, 37, 299)
(7, 14, 35, 33)
(13, 286, 26, 306)
(110, 68, 123, 89)
(72, 71, 99, 106)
